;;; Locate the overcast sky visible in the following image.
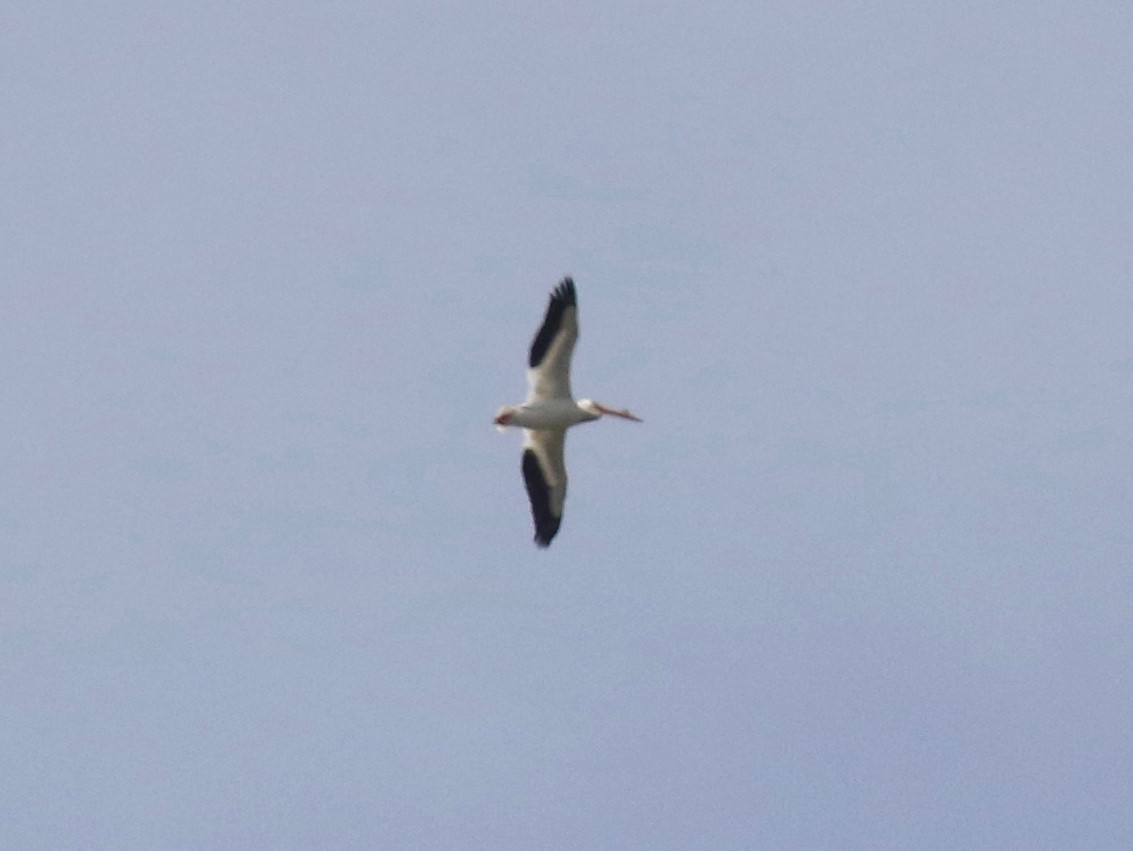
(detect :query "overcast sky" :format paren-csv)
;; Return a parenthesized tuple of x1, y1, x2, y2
(3, 2, 1132, 847)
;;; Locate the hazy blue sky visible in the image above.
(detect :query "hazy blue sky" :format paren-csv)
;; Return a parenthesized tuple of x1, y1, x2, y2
(3, 2, 1132, 847)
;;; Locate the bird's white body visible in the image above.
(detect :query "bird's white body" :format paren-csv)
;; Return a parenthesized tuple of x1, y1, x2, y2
(495, 278, 641, 547)
(500, 398, 599, 430)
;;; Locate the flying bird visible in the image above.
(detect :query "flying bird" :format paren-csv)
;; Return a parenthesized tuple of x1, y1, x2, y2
(494, 277, 642, 547)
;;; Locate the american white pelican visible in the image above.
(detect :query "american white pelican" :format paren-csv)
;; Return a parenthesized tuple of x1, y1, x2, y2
(494, 277, 642, 547)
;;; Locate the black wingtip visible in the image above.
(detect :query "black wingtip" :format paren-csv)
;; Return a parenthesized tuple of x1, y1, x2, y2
(522, 449, 562, 547)
(553, 276, 576, 305)
(528, 276, 579, 369)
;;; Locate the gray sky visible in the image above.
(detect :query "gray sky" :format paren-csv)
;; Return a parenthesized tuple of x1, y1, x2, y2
(4, 2, 1132, 847)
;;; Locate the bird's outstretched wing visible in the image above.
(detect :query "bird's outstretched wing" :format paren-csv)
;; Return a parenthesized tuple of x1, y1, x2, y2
(521, 428, 567, 547)
(526, 277, 578, 402)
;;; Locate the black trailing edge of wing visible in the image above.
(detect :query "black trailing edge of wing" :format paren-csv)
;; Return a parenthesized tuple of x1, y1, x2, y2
(528, 277, 577, 369)
(522, 449, 562, 547)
